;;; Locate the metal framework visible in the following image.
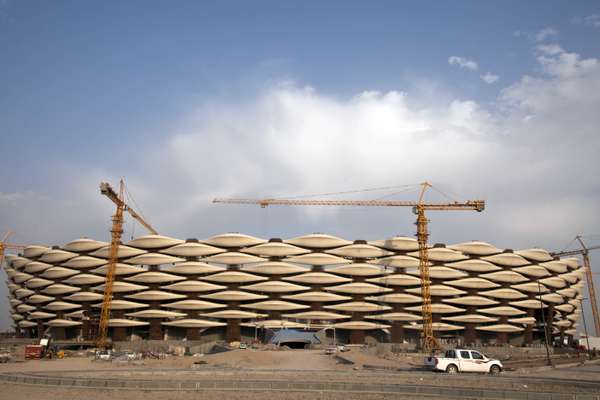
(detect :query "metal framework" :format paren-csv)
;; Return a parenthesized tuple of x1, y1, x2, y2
(551, 238, 600, 336)
(96, 180, 156, 348)
(213, 182, 485, 352)
(0, 230, 26, 266)
(96, 180, 126, 348)
(100, 182, 158, 235)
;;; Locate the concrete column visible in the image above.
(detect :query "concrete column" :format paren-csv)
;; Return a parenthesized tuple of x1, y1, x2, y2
(113, 327, 127, 341)
(53, 327, 66, 340)
(464, 323, 476, 346)
(524, 309, 534, 345)
(149, 319, 162, 340)
(349, 329, 365, 344)
(186, 328, 200, 340)
(37, 321, 44, 338)
(226, 319, 241, 342)
(391, 322, 404, 343)
(545, 305, 554, 345)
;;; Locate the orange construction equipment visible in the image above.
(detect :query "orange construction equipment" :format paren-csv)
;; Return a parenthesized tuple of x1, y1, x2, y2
(213, 182, 485, 352)
(96, 180, 156, 348)
(551, 237, 600, 336)
(0, 230, 26, 266)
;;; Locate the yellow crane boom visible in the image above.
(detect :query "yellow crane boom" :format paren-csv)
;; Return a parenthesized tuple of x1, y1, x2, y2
(100, 182, 158, 235)
(213, 182, 485, 352)
(96, 180, 156, 348)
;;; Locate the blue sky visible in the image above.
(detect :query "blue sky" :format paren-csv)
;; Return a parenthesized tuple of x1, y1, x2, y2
(2, 0, 599, 184)
(1, 1, 600, 330)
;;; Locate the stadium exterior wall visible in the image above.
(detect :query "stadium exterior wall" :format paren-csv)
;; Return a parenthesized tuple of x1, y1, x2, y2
(3, 233, 585, 346)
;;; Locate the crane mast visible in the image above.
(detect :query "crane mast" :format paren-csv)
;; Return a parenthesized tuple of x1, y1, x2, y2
(96, 180, 156, 348)
(551, 238, 600, 336)
(213, 182, 485, 352)
(96, 180, 126, 349)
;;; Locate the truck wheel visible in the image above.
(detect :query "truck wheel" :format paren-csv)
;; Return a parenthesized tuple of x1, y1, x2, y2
(489, 365, 501, 375)
(446, 364, 459, 374)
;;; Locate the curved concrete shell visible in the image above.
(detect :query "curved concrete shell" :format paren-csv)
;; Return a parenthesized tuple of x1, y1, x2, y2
(326, 244, 394, 259)
(515, 248, 553, 262)
(239, 281, 310, 293)
(333, 321, 390, 330)
(201, 290, 268, 301)
(283, 272, 351, 284)
(91, 264, 146, 276)
(125, 272, 186, 284)
(408, 247, 467, 262)
(160, 242, 226, 257)
(241, 242, 309, 257)
(23, 245, 50, 259)
(328, 263, 390, 277)
(204, 252, 266, 265)
(204, 233, 266, 248)
(39, 249, 78, 264)
(285, 234, 351, 249)
(447, 241, 502, 256)
(282, 311, 350, 320)
(325, 282, 393, 295)
(126, 235, 184, 249)
(92, 300, 149, 310)
(202, 271, 268, 283)
(366, 312, 421, 321)
(162, 299, 226, 310)
(90, 245, 146, 259)
(369, 236, 419, 251)
(240, 300, 309, 311)
(324, 302, 391, 312)
(166, 262, 226, 275)
(366, 274, 421, 286)
(23, 261, 53, 274)
(93, 282, 148, 293)
(162, 319, 226, 328)
(374, 255, 421, 268)
(243, 262, 309, 275)
(62, 238, 107, 253)
(63, 256, 107, 269)
(285, 253, 352, 266)
(366, 293, 423, 304)
(125, 253, 185, 266)
(125, 290, 187, 301)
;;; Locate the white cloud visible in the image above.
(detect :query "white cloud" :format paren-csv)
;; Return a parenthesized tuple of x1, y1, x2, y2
(537, 43, 564, 56)
(480, 72, 499, 84)
(535, 27, 558, 42)
(448, 56, 479, 71)
(576, 14, 600, 28)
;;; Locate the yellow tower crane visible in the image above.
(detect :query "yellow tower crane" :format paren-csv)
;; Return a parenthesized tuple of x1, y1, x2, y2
(213, 182, 485, 352)
(551, 237, 600, 336)
(0, 230, 26, 266)
(96, 180, 157, 349)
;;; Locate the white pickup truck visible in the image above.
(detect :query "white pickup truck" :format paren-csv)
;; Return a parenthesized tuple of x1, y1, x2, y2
(425, 349, 503, 374)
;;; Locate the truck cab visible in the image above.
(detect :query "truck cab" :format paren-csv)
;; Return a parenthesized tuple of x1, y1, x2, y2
(425, 349, 502, 374)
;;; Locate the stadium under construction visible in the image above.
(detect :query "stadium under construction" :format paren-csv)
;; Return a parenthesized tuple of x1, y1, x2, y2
(3, 233, 587, 346)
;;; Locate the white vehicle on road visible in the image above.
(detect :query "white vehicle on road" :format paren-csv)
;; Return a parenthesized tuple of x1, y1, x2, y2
(425, 349, 503, 374)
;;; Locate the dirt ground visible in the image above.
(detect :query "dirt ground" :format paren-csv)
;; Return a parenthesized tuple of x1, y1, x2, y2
(0, 348, 599, 400)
